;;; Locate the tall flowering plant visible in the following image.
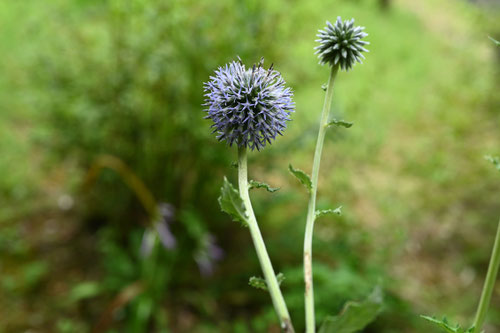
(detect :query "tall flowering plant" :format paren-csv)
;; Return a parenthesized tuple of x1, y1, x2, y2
(302, 17, 370, 333)
(204, 58, 295, 332)
(204, 18, 379, 333)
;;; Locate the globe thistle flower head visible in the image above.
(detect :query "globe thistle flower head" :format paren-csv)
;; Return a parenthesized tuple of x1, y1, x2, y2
(315, 17, 369, 71)
(203, 58, 294, 150)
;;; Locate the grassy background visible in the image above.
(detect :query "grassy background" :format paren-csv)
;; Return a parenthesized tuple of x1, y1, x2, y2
(0, 0, 499, 332)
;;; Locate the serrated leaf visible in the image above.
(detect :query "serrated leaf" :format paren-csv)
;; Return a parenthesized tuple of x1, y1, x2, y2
(485, 155, 500, 172)
(319, 287, 383, 333)
(249, 276, 267, 290)
(249, 273, 285, 291)
(315, 206, 342, 219)
(249, 180, 280, 193)
(289, 164, 312, 192)
(489, 36, 500, 46)
(218, 177, 248, 226)
(420, 315, 476, 333)
(327, 118, 353, 128)
(420, 316, 457, 332)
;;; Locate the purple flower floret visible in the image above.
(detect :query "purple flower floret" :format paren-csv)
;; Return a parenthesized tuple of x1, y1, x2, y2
(315, 17, 369, 71)
(203, 58, 294, 150)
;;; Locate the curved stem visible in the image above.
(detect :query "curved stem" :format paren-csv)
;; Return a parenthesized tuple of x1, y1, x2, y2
(473, 218, 500, 333)
(304, 65, 339, 333)
(238, 146, 295, 333)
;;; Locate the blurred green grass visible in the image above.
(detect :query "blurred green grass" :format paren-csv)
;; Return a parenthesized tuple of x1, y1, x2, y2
(0, 0, 499, 332)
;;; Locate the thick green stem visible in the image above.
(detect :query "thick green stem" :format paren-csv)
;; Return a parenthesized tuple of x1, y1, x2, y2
(304, 65, 339, 333)
(473, 218, 500, 333)
(238, 146, 295, 333)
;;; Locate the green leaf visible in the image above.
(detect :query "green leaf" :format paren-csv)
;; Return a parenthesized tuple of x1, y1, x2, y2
(327, 118, 353, 128)
(249, 276, 267, 290)
(489, 36, 500, 46)
(485, 155, 500, 172)
(69, 281, 101, 303)
(249, 180, 280, 193)
(22, 261, 49, 290)
(316, 206, 342, 219)
(420, 316, 476, 333)
(249, 273, 285, 291)
(319, 287, 383, 333)
(218, 177, 248, 226)
(289, 164, 312, 192)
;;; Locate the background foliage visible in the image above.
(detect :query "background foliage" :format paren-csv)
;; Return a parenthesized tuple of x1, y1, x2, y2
(0, 0, 499, 332)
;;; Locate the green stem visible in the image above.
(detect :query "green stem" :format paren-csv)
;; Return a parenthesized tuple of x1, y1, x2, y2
(238, 146, 295, 333)
(473, 218, 500, 333)
(304, 65, 340, 333)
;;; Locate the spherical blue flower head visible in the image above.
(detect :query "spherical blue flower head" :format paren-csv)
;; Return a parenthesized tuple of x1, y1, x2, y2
(203, 59, 294, 150)
(315, 17, 369, 71)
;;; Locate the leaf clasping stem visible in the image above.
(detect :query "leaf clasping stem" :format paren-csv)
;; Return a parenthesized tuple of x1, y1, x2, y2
(238, 146, 295, 333)
(304, 65, 340, 333)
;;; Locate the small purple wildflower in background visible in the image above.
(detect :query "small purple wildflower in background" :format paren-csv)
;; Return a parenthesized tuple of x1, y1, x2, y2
(315, 17, 369, 70)
(195, 234, 224, 277)
(140, 203, 176, 257)
(203, 58, 294, 150)
(155, 203, 176, 249)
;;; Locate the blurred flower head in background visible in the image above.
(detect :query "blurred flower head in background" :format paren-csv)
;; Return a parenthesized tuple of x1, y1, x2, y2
(141, 203, 176, 257)
(195, 234, 224, 277)
(315, 17, 369, 70)
(203, 58, 294, 150)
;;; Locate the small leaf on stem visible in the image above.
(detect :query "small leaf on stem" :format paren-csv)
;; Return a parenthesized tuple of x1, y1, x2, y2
(318, 287, 383, 333)
(420, 316, 476, 333)
(289, 164, 312, 192)
(249, 180, 280, 193)
(315, 206, 342, 219)
(249, 273, 285, 291)
(218, 177, 248, 226)
(327, 118, 353, 128)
